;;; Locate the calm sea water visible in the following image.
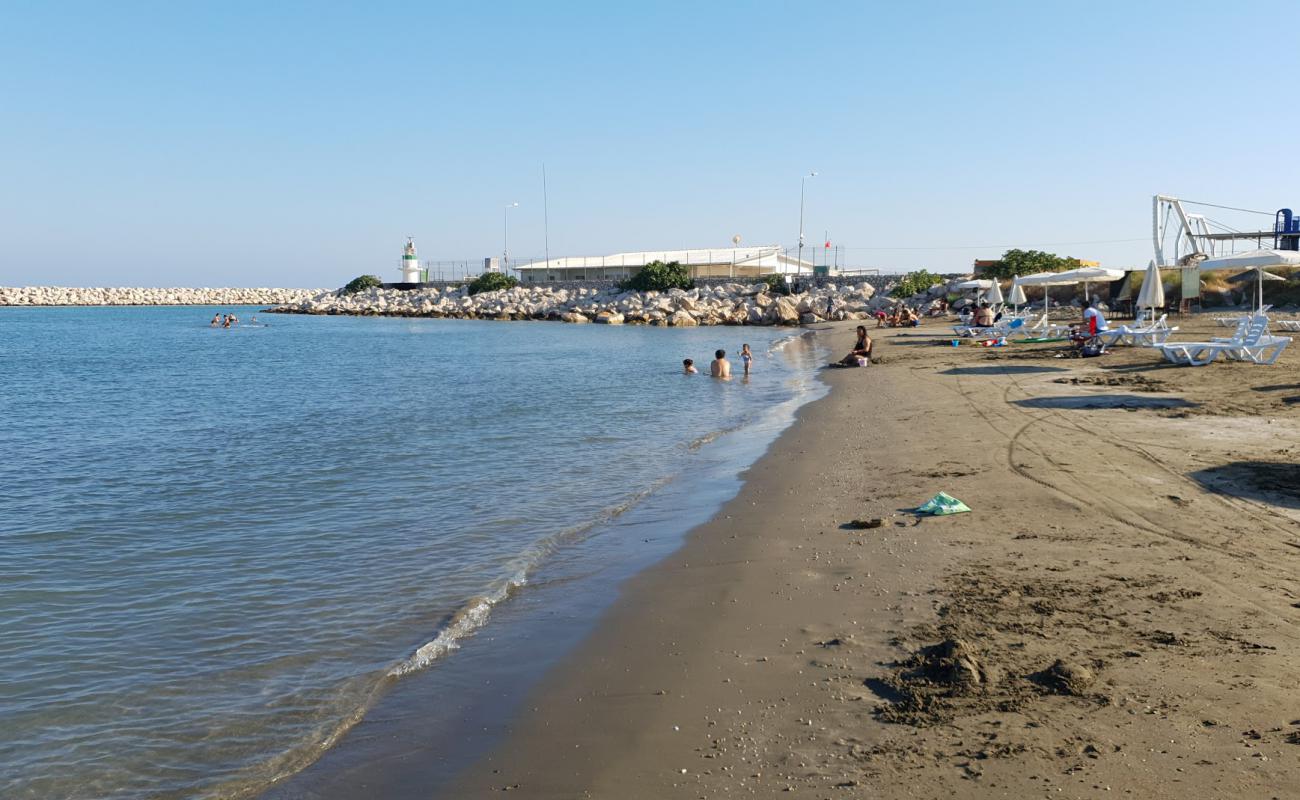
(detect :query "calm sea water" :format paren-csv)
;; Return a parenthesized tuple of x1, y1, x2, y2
(0, 306, 822, 799)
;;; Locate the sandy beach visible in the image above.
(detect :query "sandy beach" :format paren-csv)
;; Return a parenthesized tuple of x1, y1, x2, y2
(437, 315, 1300, 799)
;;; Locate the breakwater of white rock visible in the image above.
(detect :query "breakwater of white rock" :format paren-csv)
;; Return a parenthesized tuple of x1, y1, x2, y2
(0, 286, 327, 307)
(265, 279, 966, 326)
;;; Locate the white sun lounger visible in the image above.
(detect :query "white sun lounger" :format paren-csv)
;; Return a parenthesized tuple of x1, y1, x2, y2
(1227, 334, 1292, 365)
(953, 316, 1027, 338)
(1012, 313, 1072, 339)
(1159, 314, 1288, 366)
(1277, 319, 1300, 332)
(1095, 314, 1179, 347)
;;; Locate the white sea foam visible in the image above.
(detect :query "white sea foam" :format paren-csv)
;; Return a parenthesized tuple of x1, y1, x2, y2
(388, 575, 525, 676)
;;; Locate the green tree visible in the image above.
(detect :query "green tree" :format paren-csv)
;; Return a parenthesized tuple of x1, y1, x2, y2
(341, 274, 383, 294)
(983, 249, 1081, 279)
(758, 273, 792, 295)
(621, 260, 693, 292)
(468, 272, 520, 295)
(889, 269, 945, 299)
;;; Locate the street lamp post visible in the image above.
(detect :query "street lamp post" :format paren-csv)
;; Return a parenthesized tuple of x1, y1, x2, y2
(797, 171, 817, 280)
(503, 202, 519, 273)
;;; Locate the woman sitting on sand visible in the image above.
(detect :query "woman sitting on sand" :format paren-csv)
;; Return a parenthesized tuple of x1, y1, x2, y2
(839, 326, 873, 366)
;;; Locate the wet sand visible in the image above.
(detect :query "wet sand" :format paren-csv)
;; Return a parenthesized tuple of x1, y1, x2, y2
(441, 315, 1300, 799)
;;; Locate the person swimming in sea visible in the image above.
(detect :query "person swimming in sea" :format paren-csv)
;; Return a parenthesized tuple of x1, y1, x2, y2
(683, 358, 698, 374)
(210, 313, 221, 327)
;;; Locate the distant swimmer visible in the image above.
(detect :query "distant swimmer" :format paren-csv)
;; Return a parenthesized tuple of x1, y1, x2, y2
(683, 358, 698, 374)
(710, 349, 731, 379)
(222, 315, 232, 329)
(210, 314, 221, 327)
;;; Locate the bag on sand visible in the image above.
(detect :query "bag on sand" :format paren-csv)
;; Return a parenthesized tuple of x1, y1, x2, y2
(916, 492, 971, 516)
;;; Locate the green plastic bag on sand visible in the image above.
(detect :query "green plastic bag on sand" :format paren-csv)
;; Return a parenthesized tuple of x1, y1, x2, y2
(916, 492, 971, 515)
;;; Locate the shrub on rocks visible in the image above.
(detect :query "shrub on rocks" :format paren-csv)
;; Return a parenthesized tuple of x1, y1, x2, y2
(759, 273, 792, 296)
(621, 261, 693, 293)
(342, 275, 383, 294)
(889, 269, 945, 299)
(468, 272, 520, 295)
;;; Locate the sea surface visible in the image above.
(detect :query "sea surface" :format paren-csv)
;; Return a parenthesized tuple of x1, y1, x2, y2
(0, 306, 824, 799)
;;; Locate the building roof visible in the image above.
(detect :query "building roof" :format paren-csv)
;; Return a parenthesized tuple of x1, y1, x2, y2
(517, 246, 814, 274)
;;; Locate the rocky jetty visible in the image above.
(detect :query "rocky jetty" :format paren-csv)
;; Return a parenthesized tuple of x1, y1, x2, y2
(0, 286, 325, 307)
(266, 279, 967, 326)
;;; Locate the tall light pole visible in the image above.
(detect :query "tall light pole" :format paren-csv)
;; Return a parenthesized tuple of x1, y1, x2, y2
(503, 202, 519, 273)
(797, 171, 817, 279)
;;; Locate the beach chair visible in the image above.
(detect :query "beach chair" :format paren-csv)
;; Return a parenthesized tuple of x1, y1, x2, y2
(1228, 333, 1292, 365)
(954, 317, 1025, 338)
(1095, 314, 1179, 347)
(1277, 319, 1300, 332)
(1158, 314, 1282, 366)
(1016, 313, 1073, 340)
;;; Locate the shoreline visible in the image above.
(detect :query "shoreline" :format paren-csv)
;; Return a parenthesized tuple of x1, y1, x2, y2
(431, 317, 1300, 798)
(255, 330, 833, 799)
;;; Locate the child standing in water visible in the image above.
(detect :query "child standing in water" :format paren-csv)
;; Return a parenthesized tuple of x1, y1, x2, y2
(740, 343, 753, 377)
(682, 358, 698, 374)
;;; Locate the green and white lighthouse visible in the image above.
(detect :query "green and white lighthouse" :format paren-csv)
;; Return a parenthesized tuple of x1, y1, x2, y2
(400, 237, 422, 283)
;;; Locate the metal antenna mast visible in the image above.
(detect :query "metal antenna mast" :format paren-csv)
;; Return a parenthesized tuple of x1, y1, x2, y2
(543, 164, 550, 267)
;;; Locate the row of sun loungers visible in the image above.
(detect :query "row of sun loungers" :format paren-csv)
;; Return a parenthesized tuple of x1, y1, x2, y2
(950, 308, 1291, 366)
(1158, 311, 1292, 366)
(953, 313, 1069, 339)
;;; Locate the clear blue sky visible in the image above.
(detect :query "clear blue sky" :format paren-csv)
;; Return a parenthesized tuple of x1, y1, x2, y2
(2, 0, 1296, 287)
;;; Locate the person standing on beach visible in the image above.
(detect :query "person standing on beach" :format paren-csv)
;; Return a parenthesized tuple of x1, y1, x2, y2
(710, 350, 732, 379)
(740, 344, 753, 377)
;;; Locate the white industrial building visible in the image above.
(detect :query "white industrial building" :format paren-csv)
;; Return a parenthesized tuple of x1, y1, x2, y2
(515, 246, 814, 283)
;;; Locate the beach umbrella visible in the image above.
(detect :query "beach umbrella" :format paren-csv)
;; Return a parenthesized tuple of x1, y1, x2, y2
(1007, 279, 1027, 310)
(1055, 266, 1126, 307)
(984, 280, 1004, 307)
(1199, 249, 1300, 312)
(1135, 261, 1165, 322)
(953, 279, 992, 308)
(1227, 268, 1286, 312)
(1015, 270, 1086, 315)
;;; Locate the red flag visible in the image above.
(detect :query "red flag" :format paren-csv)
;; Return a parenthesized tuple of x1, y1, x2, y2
(824, 240, 831, 248)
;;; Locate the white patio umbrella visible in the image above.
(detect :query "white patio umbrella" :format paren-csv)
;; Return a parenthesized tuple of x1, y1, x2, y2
(1007, 279, 1027, 310)
(953, 278, 992, 308)
(1135, 261, 1165, 322)
(1227, 268, 1286, 311)
(983, 280, 1004, 307)
(1057, 266, 1127, 307)
(1198, 249, 1300, 312)
(1014, 270, 1086, 315)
